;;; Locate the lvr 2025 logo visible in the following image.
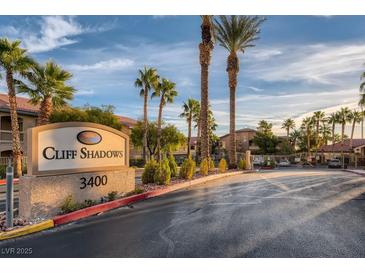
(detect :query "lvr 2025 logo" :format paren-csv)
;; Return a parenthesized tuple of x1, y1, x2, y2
(77, 130, 102, 145)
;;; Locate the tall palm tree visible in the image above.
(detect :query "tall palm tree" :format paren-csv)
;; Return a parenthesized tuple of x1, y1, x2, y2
(192, 102, 201, 162)
(152, 78, 178, 162)
(135, 67, 160, 163)
(312, 111, 325, 164)
(281, 118, 295, 138)
(199, 15, 215, 163)
(257, 120, 273, 135)
(301, 117, 314, 156)
(319, 124, 332, 146)
(17, 61, 75, 125)
(349, 110, 363, 148)
(214, 15, 264, 167)
(327, 112, 338, 157)
(289, 129, 301, 151)
(0, 38, 34, 177)
(337, 107, 352, 168)
(358, 92, 365, 139)
(180, 98, 200, 158)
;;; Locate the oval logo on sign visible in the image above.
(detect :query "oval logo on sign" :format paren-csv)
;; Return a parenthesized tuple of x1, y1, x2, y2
(77, 131, 102, 145)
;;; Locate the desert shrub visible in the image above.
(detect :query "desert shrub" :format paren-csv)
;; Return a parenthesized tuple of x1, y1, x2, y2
(134, 187, 144, 194)
(218, 158, 227, 173)
(154, 158, 171, 185)
(142, 159, 159, 184)
(0, 165, 6, 179)
(179, 157, 196, 180)
(209, 158, 215, 173)
(107, 191, 118, 201)
(168, 154, 178, 178)
(129, 158, 145, 168)
(238, 159, 247, 170)
(82, 199, 98, 208)
(60, 195, 80, 214)
(200, 158, 209, 176)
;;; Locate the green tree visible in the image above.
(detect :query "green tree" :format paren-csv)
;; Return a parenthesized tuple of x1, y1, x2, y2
(135, 67, 160, 163)
(301, 117, 314, 155)
(17, 60, 75, 125)
(152, 78, 178, 162)
(289, 129, 301, 151)
(281, 118, 295, 137)
(349, 110, 363, 148)
(50, 105, 124, 130)
(257, 120, 273, 135)
(337, 107, 352, 168)
(319, 124, 332, 146)
(0, 38, 35, 177)
(252, 131, 279, 154)
(199, 15, 215, 162)
(214, 15, 265, 167)
(180, 98, 200, 158)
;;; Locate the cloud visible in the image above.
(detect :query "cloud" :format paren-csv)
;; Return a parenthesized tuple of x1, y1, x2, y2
(247, 86, 264, 92)
(68, 58, 134, 71)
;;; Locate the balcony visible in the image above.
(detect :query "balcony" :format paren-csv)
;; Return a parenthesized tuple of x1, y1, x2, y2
(0, 130, 24, 143)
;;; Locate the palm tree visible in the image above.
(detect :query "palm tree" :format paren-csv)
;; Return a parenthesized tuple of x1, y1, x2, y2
(135, 67, 160, 163)
(358, 92, 365, 139)
(319, 124, 332, 146)
(327, 112, 338, 158)
(349, 110, 363, 148)
(199, 15, 215, 163)
(180, 98, 200, 158)
(312, 111, 325, 164)
(0, 38, 34, 177)
(257, 120, 273, 135)
(152, 78, 178, 162)
(214, 15, 264, 167)
(192, 102, 201, 162)
(289, 129, 301, 151)
(281, 118, 295, 137)
(17, 61, 75, 125)
(301, 117, 314, 156)
(337, 107, 352, 168)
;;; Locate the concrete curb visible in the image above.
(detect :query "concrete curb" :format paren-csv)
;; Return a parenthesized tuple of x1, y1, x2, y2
(0, 220, 54, 241)
(54, 170, 247, 226)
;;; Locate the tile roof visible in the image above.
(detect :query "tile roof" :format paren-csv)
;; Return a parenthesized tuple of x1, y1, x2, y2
(220, 127, 256, 139)
(319, 139, 365, 152)
(0, 93, 39, 115)
(115, 115, 138, 129)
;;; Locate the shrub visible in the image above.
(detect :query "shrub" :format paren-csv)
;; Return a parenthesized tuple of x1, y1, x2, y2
(82, 199, 98, 208)
(218, 158, 227, 173)
(168, 154, 178, 178)
(134, 187, 144, 194)
(179, 157, 196, 180)
(0, 165, 6, 179)
(200, 158, 209, 176)
(129, 158, 145, 168)
(209, 158, 215, 173)
(154, 158, 171, 185)
(142, 159, 159, 184)
(107, 191, 118, 201)
(238, 159, 247, 170)
(60, 195, 80, 214)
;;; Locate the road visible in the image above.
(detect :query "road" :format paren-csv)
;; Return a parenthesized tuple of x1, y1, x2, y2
(1, 169, 365, 258)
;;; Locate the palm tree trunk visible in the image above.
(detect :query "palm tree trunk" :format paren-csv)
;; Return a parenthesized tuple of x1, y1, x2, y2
(156, 98, 164, 162)
(341, 123, 345, 168)
(6, 70, 22, 177)
(350, 121, 355, 149)
(143, 89, 148, 163)
(187, 116, 192, 158)
(362, 105, 364, 139)
(38, 95, 52, 125)
(331, 123, 335, 159)
(307, 130, 310, 156)
(195, 119, 201, 162)
(227, 52, 238, 168)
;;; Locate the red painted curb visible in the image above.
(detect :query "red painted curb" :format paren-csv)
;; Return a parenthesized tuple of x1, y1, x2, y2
(53, 192, 149, 225)
(0, 178, 19, 185)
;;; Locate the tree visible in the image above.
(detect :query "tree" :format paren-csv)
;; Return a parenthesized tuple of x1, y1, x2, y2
(281, 118, 295, 138)
(192, 101, 201, 162)
(131, 121, 186, 157)
(358, 92, 365, 139)
(301, 117, 314, 155)
(180, 98, 200, 158)
(349, 110, 363, 148)
(257, 120, 273, 135)
(337, 107, 352, 168)
(327, 112, 338, 159)
(289, 129, 301, 151)
(50, 105, 125, 130)
(152, 78, 178, 162)
(319, 124, 332, 146)
(0, 38, 35, 177)
(135, 66, 160, 163)
(17, 60, 75, 125)
(214, 15, 264, 167)
(199, 15, 215, 163)
(253, 131, 279, 154)
(312, 111, 326, 164)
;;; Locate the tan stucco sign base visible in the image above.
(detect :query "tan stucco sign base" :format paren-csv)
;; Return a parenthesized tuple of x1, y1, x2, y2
(19, 168, 135, 220)
(19, 122, 135, 221)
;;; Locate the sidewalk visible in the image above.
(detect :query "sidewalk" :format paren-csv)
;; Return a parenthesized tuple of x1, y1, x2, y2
(343, 169, 365, 176)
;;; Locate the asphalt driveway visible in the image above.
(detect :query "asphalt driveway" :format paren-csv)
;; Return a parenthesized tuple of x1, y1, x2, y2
(1, 169, 365, 258)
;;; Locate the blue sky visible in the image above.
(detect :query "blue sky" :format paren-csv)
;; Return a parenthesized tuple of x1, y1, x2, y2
(1, 15, 365, 137)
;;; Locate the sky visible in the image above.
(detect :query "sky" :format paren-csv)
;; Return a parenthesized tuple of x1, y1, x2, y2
(0, 15, 365, 137)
